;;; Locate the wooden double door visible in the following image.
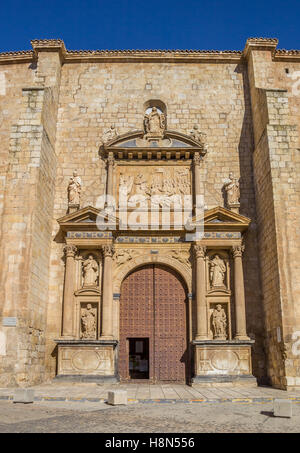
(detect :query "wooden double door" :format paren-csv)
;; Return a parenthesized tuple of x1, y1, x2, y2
(119, 264, 189, 383)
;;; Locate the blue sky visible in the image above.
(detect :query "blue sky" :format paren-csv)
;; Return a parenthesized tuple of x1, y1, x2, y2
(0, 0, 299, 52)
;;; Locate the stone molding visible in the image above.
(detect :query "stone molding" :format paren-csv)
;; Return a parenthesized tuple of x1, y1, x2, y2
(1, 38, 300, 64)
(31, 39, 67, 62)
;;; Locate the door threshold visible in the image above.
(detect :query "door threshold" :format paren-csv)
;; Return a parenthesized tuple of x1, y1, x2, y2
(120, 380, 188, 385)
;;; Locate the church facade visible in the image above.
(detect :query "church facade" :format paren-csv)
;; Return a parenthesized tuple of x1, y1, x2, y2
(0, 38, 299, 389)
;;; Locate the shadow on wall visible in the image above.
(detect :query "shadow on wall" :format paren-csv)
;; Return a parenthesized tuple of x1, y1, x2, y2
(235, 63, 268, 385)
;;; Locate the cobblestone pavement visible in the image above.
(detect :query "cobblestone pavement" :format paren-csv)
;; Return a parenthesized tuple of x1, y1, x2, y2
(0, 399, 300, 433)
(1, 383, 300, 404)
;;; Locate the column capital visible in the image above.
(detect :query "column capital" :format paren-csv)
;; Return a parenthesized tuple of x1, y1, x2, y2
(193, 152, 202, 167)
(63, 244, 77, 258)
(107, 152, 115, 168)
(193, 244, 206, 259)
(232, 244, 245, 258)
(102, 244, 115, 258)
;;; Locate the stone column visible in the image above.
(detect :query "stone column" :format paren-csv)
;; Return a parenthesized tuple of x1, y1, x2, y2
(113, 293, 121, 340)
(101, 244, 114, 339)
(193, 152, 202, 211)
(232, 245, 249, 340)
(194, 245, 208, 340)
(106, 152, 115, 208)
(62, 244, 77, 337)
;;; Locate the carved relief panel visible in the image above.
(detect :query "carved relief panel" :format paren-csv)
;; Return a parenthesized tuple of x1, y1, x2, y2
(116, 165, 191, 207)
(58, 346, 114, 376)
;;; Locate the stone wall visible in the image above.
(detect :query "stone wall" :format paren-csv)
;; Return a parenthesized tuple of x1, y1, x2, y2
(44, 56, 266, 382)
(0, 38, 299, 387)
(0, 47, 62, 386)
(247, 41, 300, 389)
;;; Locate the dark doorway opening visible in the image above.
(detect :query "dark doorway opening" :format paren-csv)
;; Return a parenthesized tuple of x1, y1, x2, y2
(128, 338, 149, 379)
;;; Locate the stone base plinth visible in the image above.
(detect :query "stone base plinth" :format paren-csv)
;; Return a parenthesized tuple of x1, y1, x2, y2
(55, 339, 118, 382)
(191, 340, 257, 387)
(68, 204, 79, 214)
(108, 390, 127, 406)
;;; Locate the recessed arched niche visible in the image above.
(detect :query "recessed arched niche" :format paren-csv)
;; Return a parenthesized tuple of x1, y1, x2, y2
(143, 99, 166, 113)
(143, 99, 167, 126)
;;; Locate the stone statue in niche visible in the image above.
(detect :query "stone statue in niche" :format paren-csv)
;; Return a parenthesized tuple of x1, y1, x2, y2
(82, 255, 98, 286)
(81, 304, 97, 339)
(68, 170, 81, 206)
(210, 255, 226, 287)
(102, 124, 118, 144)
(189, 125, 206, 147)
(224, 173, 240, 207)
(212, 304, 227, 339)
(144, 107, 166, 139)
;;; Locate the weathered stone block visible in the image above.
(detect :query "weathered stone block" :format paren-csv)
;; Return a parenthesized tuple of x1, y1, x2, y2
(107, 390, 127, 406)
(273, 399, 292, 418)
(13, 388, 35, 403)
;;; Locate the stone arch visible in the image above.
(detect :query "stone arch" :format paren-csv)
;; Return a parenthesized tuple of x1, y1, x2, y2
(113, 254, 192, 294)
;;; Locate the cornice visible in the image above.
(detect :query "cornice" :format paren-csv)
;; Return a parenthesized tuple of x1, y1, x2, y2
(0, 38, 300, 65)
(0, 50, 33, 64)
(243, 37, 279, 59)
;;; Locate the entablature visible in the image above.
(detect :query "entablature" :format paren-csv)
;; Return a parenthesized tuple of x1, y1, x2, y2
(57, 205, 250, 246)
(101, 129, 206, 161)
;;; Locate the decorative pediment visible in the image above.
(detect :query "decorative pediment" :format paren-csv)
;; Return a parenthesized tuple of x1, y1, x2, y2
(193, 206, 251, 232)
(57, 205, 118, 232)
(101, 130, 206, 160)
(57, 205, 250, 237)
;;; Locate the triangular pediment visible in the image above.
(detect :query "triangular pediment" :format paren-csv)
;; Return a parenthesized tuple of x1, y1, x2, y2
(57, 205, 118, 231)
(193, 206, 251, 232)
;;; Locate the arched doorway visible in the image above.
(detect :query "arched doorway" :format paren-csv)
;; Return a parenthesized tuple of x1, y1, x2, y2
(119, 264, 189, 383)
